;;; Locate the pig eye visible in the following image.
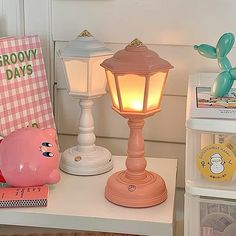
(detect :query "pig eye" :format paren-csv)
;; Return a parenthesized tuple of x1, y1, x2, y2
(42, 142, 53, 147)
(43, 152, 54, 158)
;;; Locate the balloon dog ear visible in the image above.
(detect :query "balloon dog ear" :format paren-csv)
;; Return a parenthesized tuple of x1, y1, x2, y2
(216, 32, 235, 57)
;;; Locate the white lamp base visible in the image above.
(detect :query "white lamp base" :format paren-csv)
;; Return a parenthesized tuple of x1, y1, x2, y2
(60, 146, 113, 176)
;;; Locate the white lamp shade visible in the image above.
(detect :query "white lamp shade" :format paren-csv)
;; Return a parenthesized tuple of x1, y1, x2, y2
(89, 57, 110, 96)
(59, 30, 113, 98)
(64, 59, 88, 94)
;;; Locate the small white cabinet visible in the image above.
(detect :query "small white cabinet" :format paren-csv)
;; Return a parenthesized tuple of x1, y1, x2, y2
(184, 73, 236, 236)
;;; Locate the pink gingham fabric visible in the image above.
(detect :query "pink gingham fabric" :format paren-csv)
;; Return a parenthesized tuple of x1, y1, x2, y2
(0, 35, 55, 137)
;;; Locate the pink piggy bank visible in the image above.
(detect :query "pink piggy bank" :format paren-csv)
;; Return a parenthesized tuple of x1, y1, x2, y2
(0, 128, 60, 187)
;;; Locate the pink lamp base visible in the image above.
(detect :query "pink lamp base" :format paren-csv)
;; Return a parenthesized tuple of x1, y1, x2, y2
(105, 170, 167, 208)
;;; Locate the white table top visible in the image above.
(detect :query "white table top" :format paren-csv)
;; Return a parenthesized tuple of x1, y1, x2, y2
(0, 156, 177, 236)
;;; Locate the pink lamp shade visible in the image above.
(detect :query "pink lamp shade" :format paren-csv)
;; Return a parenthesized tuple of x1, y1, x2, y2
(101, 39, 173, 208)
(101, 38, 173, 118)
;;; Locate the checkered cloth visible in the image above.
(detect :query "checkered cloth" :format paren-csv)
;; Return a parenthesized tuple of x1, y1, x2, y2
(0, 35, 55, 136)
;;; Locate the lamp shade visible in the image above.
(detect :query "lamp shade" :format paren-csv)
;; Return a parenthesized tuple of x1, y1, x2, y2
(101, 39, 173, 117)
(59, 30, 113, 98)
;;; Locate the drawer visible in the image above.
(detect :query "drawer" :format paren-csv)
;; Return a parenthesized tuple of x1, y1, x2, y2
(185, 128, 236, 198)
(184, 193, 236, 236)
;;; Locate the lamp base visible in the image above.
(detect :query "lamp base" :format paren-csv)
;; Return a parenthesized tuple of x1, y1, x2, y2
(105, 170, 167, 208)
(60, 146, 113, 175)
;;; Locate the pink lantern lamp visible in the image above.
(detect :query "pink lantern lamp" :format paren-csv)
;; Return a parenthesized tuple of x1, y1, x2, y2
(101, 39, 173, 208)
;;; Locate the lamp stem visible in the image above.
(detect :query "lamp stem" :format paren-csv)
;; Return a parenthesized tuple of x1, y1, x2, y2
(77, 99, 96, 152)
(125, 118, 147, 179)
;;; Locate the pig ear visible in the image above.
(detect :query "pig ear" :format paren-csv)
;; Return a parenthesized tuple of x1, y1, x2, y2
(43, 128, 57, 139)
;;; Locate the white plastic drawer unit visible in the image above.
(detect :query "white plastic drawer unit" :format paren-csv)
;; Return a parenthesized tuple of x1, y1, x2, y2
(184, 193, 236, 236)
(185, 118, 236, 199)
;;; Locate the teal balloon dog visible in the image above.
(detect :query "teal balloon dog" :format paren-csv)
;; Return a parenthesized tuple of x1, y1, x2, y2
(194, 33, 236, 98)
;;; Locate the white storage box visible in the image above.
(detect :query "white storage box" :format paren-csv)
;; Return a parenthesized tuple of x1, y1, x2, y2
(185, 73, 236, 198)
(185, 118, 236, 198)
(184, 193, 236, 236)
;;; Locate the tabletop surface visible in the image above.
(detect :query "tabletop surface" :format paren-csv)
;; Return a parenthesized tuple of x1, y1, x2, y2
(0, 156, 177, 236)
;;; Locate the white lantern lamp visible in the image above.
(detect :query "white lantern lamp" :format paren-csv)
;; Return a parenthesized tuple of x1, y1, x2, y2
(59, 30, 113, 175)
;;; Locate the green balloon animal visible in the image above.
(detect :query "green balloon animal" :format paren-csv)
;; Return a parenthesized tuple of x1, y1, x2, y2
(194, 33, 236, 98)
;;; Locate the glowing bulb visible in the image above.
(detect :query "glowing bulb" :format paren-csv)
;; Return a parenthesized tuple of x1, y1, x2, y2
(132, 101, 143, 111)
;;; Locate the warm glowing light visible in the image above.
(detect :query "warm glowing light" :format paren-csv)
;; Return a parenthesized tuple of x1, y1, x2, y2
(147, 72, 167, 110)
(106, 71, 167, 113)
(119, 74, 145, 111)
(106, 70, 119, 108)
(132, 101, 143, 111)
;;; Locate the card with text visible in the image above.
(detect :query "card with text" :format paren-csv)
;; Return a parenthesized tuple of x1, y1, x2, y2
(0, 35, 55, 137)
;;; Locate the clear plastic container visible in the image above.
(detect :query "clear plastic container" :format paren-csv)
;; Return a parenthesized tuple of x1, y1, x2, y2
(184, 193, 236, 236)
(185, 118, 236, 198)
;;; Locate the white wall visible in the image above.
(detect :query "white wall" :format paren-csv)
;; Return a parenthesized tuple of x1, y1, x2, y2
(0, 0, 24, 36)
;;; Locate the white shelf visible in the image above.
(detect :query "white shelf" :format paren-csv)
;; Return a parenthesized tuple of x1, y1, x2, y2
(186, 182, 236, 199)
(0, 156, 177, 236)
(186, 118, 236, 134)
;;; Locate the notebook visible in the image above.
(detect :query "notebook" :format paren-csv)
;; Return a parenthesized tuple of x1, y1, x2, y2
(0, 185, 48, 208)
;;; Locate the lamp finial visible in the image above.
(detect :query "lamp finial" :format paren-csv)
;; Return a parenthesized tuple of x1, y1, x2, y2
(129, 38, 143, 47)
(79, 30, 93, 37)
